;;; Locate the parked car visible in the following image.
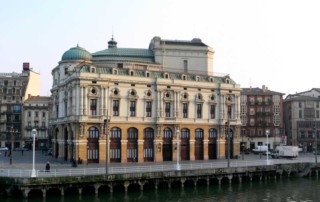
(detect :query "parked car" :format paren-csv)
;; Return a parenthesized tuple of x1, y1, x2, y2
(0, 147, 8, 151)
(262, 151, 271, 156)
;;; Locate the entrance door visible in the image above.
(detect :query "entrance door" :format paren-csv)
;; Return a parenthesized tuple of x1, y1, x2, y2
(110, 127, 121, 163)
(87, 127, 99, 163)
(195, 128, 204, 160)
(127, 128, 138, 162)
(144, 128, 154, 162)
(162, 128, 173, 161)
(180, 128, 190, 160)
(209, 128, 218, 159)
(225, 129, 234, 159)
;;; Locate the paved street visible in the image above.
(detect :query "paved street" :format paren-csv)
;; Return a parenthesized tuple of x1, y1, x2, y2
(0, 149, 318, 171)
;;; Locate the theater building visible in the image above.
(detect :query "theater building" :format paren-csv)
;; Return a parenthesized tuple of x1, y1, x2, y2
(50, 36, 242, 164)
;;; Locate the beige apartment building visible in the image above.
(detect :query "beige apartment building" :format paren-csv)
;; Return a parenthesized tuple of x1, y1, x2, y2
(22, 95, 51, 150)
(0, 63, 40, 149)
(50, 36, 242, 164)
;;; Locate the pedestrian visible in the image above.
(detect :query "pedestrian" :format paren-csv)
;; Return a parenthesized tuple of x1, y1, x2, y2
(45, 161, 50, 172)
(4, 151, 7, 157)
(21, 150, 24, 156)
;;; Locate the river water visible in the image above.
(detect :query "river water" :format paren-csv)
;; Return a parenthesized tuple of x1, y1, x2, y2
(2, 177, 320, 202)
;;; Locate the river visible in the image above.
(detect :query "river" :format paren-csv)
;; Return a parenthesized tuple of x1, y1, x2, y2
(1, 177, 319, 202)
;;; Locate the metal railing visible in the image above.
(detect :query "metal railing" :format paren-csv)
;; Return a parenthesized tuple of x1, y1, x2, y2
(0, 157, 316, 178)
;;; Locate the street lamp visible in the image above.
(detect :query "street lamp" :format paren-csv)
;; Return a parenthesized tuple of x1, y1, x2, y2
(266, 129, 270, 165)
(9, 126, 14, 165)
(314, 126, 318, 164)
(31, 129, 37, 177)
(241, 129, 245, 160)
(176, 129, 180, 170)
(104, 118, 110, 175)
(226, 113, 231, 168)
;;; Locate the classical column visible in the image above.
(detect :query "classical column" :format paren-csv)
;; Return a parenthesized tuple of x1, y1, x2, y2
(83, 87, 87, 115)
(156, 91, 161, 118)
(100, 87, 104, 116)
(79, 86, 83, 116)
(105, 87, 109, 116)
(76, 85, 80, 116)
(176, 92, 180, 117)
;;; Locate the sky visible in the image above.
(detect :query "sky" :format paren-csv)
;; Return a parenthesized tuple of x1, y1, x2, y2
(1, 0, 320, 97)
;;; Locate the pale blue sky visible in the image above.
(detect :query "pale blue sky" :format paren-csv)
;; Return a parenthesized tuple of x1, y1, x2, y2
(1, 0, 320, 96)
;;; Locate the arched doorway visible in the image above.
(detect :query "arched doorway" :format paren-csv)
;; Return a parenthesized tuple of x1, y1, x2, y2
(87, 127, 99, 163)
(225, 128, 234, 159)
(54, 128, 59, 158)
(144, 128, 154, 162)
(208, 128, 218, 159)
(180, 128, 190, 160)
(162, 128, 173, 161)
(110, 127, 121, 163)
(64, 127, 68, 161)
(127, 127, 138, 162)
(195, 128, 204, 160)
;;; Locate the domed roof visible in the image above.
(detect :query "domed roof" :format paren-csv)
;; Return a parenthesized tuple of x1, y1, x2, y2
(61, 45, 92, 61)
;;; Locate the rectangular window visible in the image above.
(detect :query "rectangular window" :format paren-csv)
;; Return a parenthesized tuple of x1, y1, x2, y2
(197, 104, 202, 118)
(28, 121, 31, 127)
(90, 99, 97, 116)
(299, 110, 302, 118)
(240, 114, 247, 125)
(34, 121, 39, 127)
(42, 121, 45, 127)
(227, 105, 232, 118)
(130, 100, 136, 117)
(113, 100, 119, 116)
(55, 104, 59, 118)
(146, 101, 152, 117)
(35, 111, 38, 117)
(317, 111, 320, 118)
(183, 60, 188, 73)
(165, 102, 171, 117)
(42, 112, 46, 118)
(28, 111, 31, 117)
(182, 103, 188, 118)
(210, 104, 215, 119)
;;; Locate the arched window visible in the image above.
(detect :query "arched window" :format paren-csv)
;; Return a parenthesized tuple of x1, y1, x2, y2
(163, 128, 172, 138)
(127, 127, 138, 139)
(195, 128, 204, 139)
(110, 127, 121, 139)
(88, 127, 99, 139)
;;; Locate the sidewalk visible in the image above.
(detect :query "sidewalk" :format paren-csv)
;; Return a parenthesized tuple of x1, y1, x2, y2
(0, 150, 316, 170)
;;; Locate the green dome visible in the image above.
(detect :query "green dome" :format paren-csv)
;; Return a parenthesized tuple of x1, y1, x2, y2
(61, 45, 92, 61)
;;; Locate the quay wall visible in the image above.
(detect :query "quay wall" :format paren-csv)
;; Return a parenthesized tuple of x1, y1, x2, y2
(0, 162, 318, 199)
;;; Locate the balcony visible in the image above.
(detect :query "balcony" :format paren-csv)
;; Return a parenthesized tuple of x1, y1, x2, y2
(40, 126, 47, 131)
(25, 126, 32, 130)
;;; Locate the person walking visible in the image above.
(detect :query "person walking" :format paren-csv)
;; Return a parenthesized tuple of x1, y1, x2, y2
(45, 161, 50, 172)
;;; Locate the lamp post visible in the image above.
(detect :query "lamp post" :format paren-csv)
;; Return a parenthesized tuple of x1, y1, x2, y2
(176, 129, 180, 170)
(104, 117, 110, 175)
(241, 129, 244, 160)
(31, 129, 37, 177)
(314, 126, 318, 164)
(266, 129, 270, 165)
(9, 126, 14, 165)
(224, 116, 231, 168)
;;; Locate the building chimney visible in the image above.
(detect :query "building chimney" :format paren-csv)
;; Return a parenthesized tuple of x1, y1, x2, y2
(23, 63, 30, 71)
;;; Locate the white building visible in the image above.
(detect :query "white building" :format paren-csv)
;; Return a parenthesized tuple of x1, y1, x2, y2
(50, 36, 242, 164)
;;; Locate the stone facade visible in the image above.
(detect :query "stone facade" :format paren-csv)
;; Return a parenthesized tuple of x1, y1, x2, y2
(284, 88, 320, 151)
(50, 36, 242, 164)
